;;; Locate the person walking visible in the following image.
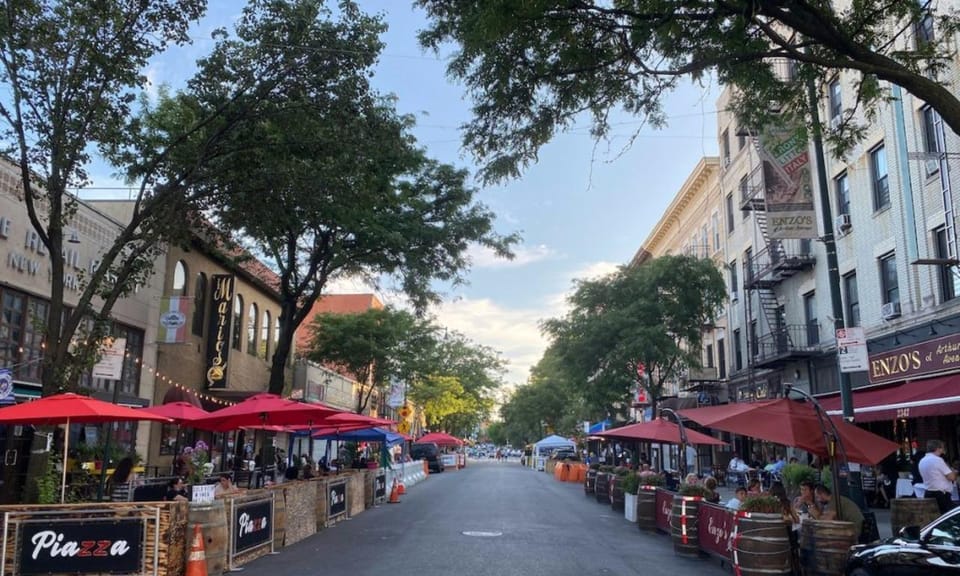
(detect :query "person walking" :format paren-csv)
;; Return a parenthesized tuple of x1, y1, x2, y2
(918, 439, 957, 514)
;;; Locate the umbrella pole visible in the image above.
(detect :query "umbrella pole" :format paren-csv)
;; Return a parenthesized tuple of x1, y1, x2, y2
(60, 418, 70, 504)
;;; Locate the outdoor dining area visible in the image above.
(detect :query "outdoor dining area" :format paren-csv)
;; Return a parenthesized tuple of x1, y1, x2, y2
(0, 391, 426, 576)
(544, 394, 908, 576)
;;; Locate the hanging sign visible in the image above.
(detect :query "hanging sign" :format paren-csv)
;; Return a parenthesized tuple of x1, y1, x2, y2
(205, 275, 235, 389)
(18, 518, 144, 575)
(91, 338, 126, 381)
(0, 368, 14, 405)
(758, 125, 817, 239)
(158, 297, 191, 343)
(837, 327, 869, 373)
(386, 378, 405, 408)
(328, 481, 347, 519)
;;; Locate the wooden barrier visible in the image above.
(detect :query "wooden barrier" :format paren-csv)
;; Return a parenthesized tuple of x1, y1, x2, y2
(733, 512, 791, 576)
(314, 478, 330, 530)
(189, 500, 228, 576)
(346, 472, 365, 517)
(799, 519, 857, 576)
(282, 481, 318, 546)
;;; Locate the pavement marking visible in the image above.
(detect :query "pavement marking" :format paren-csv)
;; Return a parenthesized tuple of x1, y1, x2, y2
(462, 531, 503, 537)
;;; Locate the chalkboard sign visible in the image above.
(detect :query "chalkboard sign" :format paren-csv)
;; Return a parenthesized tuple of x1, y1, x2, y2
(233, 498, 273, 554)
(329, 481, 347, 518)
(19, 518, 144, 575)
(375, 474, 387, 499)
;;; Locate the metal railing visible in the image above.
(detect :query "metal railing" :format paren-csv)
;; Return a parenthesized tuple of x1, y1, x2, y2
(751, 324, 821, 365)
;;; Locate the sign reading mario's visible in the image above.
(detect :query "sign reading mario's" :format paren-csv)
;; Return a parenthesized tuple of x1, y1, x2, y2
(868, 331, 960, 384)
(206, 274, 235, 389)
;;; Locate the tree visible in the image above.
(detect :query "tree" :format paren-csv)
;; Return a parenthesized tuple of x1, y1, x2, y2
(417, 0, 960, 182)
(306, 307, 433, 413)
(542, 255, 726, 418)
(169, 0, 517, 395)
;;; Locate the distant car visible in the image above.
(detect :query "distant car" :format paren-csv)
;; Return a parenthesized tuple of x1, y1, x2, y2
(846, 505, 960, 575)
(551, 449, 579, 461)
(410, 442, 444, 473)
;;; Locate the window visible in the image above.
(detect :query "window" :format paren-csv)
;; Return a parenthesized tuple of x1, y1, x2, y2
(82, 324, 144, 396)
(172, 260, 188, 295)
(274, 317, 280, 353)
(726, 193, 735, 233)
(22, 298, 48, 383)
(916, 0, 935, 47)
(247, 303, 258, 356)
(192, 273, 207, 337)
(744, 247, 753, 285)
(232, 295, 244, 351)
(729, 259, 739, 298)
(935, 227, 959, 303)
(260, 310, 270, 359)
(705, 343, 714, 368)
(922, 106, 941, 176)
(737, 129, 746, 150)
(749, 320, 759, 358)
(717, 338, 726, 380)
(828, 78, 842, 122)
(733, 329, 743, 372)
(700, 225, 709, 257)
(880, 253, 899, 305)
(871, 144, 889, 210)
(843, 272, 861, 327)
(0, 291, 25, 380)
(711, 212, 720, 252)
(835, 172, 850, 216)
(722, 129, 730, 164)
(927, 511, 960, 547)
(804, 291, 819, 346)
(739, 176, 749, 216)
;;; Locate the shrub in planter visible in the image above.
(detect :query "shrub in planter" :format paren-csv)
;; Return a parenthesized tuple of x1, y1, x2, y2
(637, 472, 664, 487)
(678, 483, 709, 498)
(782, 463, 817, 497)
(621, 473, 640, 495)
(589, 462, 601, 471)
(599, 465, 614, 473)
(614, 466, 630, 477)
(741, 495, 783, 514)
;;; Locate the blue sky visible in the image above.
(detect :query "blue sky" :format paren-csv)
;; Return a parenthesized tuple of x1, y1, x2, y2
(87, 1, 720, 386)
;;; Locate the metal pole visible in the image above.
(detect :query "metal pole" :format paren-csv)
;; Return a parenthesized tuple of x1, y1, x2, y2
(660, 408, 688, 480)
(96, 379, 123, 501)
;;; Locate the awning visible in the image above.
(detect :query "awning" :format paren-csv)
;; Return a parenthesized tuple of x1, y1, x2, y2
(818, 374, 960, 422)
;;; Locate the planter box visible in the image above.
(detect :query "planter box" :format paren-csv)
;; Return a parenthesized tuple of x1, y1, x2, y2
(624, 493, 637, 523)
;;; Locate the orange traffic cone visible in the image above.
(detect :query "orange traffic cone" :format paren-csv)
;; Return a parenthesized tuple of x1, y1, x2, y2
(388, 478, 401, 503)
(397, 480, 406, 495)
(186, 524, 208, 576)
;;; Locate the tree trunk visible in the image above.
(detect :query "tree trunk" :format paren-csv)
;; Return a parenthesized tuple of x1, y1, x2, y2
(267, 299, 301, 396)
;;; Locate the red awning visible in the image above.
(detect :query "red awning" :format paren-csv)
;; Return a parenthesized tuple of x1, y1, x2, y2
(818, 374, 960, 422)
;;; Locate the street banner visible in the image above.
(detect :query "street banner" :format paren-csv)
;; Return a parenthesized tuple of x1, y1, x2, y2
(697, 502, 734, 560)
(158, 297, 191, 343)
(0, 368, 13, 405)
(758, 126, 818, 238)
(92, 338, 126, 381)
(386, 378, 405, 408)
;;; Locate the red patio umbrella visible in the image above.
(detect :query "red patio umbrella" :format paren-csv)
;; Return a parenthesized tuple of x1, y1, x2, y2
(0, 393, 171, 502)
(679, 398, 899, 465)
(138, 401, 211, 424)
(417, 432, 463, 447)
(191, 393, 341, 431)
(597, 418, 727, 445)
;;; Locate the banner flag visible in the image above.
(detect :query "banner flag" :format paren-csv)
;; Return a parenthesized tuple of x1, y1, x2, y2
(158, 297, 191, 343)
(758, 126, 818, 239)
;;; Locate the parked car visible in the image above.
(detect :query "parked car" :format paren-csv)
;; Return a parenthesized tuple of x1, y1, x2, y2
(846, 505, 960, 575)
(410, 442, 444, 473)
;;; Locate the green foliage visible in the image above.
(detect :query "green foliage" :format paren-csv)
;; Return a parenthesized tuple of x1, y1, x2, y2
(417, 0, 960, 183)
(599, 465, 614, 473)
(614, 466, 630, 477)
(741, 495, 783, 514)
(637, 472, 663, 487)
(678, 483, 709, 498)
(35, 454, 61, 505)
(621, 473, 640, 495)
(542, 255, 726, 418)
(589, 463, 601, 471)
(782, 463, 818, 496)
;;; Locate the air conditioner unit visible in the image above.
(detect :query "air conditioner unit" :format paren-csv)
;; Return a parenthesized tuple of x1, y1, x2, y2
(925, 158, 940, 175)
(881, 301, 902, 320)
(835, 214, 852, 233)
(829, 115, 842, 130)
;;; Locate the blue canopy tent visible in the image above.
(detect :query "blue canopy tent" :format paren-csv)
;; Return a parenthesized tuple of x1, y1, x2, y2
(588, 419, 612, 434)
(312, 427, 405, 447)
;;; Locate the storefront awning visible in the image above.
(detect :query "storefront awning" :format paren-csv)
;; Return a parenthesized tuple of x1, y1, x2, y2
(819, 374, 960, 422)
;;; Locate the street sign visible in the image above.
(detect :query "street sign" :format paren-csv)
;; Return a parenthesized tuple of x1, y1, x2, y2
(836, 327, 868, 373)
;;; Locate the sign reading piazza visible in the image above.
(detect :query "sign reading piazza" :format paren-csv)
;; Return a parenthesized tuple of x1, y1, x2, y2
(868, 331, 960, 384)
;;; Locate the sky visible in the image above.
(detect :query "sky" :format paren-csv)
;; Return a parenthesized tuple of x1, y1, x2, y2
(86, 1, 721, 387)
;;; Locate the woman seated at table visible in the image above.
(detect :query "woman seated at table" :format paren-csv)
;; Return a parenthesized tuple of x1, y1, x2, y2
(164, 478, 189, 502)
(108, 457, 138, 502)
(214, 473, 242, 498)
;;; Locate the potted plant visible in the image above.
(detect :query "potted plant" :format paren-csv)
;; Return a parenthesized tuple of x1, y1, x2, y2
(740, 495, 783, 514)
(735, 495, 792, 575)
(636, 472, 662, 531)
(672, 483, 708, 555)
(622, 473, 640, 523)
(610, 466, 630, 511)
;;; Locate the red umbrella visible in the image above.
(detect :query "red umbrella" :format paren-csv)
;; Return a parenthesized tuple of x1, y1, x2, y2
(191, 393, 340, 431)
(138, 401, 210, 424)
(417, 432, 463, 447)
(0, 393, 171, 502)
(679, 398, 899, 465)
(597, 418, 727, 446)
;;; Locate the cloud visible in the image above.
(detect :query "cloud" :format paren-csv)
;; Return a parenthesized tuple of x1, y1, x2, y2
(467, 243, 555, 269)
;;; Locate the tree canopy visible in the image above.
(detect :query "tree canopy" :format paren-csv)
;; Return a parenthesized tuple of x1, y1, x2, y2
(417, 0, 960, 182)
(542, 255, 726, 418)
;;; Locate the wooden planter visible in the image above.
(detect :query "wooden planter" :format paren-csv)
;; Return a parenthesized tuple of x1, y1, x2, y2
(610, 475, 626, 511)
(799, 519, 857, 576)
(584, 468, 597, 495)
(595, 473, 611, 503)
(732, 512, 792, 576)
(890, 498, 940, 536)
(637, 487, 658, 531)
(670, 495, 702, 556)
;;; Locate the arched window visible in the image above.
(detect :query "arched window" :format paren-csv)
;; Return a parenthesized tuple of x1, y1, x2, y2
(247, 303, 258, 356)
(274, 317, 280, 355)
(192, 273, 207, 337)
(172, 260, 188, 295)
(232, 294, 244, 351)
(260, 310, 270, 360)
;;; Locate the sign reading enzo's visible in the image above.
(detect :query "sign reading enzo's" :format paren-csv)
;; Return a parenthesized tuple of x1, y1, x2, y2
(206, 274, 235, 389)
(868, 331, 960, 384)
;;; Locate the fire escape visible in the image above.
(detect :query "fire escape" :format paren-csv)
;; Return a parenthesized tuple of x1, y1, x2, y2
(740, 159, 819, 370)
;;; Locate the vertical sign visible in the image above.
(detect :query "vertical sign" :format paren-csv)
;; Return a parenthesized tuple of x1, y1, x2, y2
(328, 481, 347, 519)
(233, 498, 273, 554)
(206, 274, 235, 389)
(158, 297, 191, 343)
(386, 378, 405, 408)
(91, 338, 127, 380)
(758, 126, 818, 239)
(0, 368, 13, 405)
(837, 327, 869, 373)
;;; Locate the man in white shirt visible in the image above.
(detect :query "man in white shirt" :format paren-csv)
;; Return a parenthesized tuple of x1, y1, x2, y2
(918, 439, 957, 513)
(728, 453, 749, 485)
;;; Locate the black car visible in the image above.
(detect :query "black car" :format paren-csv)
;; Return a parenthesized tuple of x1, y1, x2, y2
(846, 506, 960, 575)
(410, 442, 445, 473)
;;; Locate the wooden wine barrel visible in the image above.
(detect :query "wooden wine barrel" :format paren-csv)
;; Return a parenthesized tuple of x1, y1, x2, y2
(585, 468, 597, 494)
(799, 519, 857, 576)
(189, 500, 228, 576)
(610, 475, 626, 511)
(890, 498, 940, 537)
(733, 512, 792, 576)
(670, 495, 702, 556)
(595, 473, 611, 503)
(637, 488, 658, 531)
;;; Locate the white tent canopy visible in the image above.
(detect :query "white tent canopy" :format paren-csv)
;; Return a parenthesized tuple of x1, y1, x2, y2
(533, 434, 576, 457)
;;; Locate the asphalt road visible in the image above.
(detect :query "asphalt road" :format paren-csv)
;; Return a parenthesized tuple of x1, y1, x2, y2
(245, 459, 730, 576)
